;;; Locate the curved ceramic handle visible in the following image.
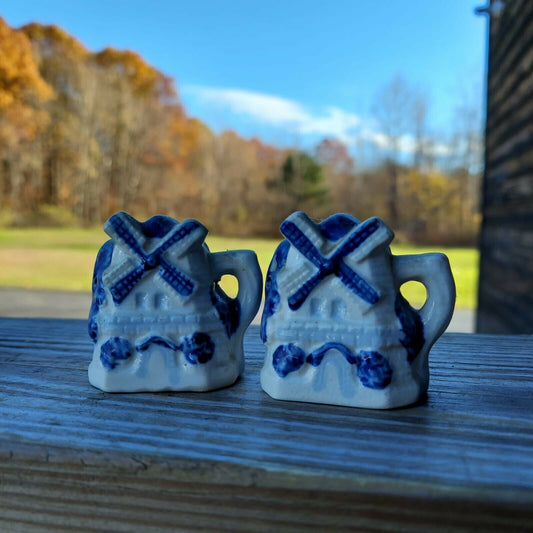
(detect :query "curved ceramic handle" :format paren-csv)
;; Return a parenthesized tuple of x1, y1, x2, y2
(211, 250, 263, 336)
(392, 253, 456, 349)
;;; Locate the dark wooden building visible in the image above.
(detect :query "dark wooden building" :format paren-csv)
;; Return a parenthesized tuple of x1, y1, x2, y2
(477, 0, 533, 333)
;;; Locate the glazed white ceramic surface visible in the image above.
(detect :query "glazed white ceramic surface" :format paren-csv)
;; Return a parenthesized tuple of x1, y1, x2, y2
(260, 211, 455, 409)
(88, 212, 262, 392)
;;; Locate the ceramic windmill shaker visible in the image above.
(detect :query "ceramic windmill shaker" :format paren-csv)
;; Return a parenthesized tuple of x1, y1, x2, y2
(260, 211, 455, 409)
(88, 212, 262, 392)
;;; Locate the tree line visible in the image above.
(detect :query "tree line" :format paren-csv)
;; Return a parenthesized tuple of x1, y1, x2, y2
(0, 18, 481, 244)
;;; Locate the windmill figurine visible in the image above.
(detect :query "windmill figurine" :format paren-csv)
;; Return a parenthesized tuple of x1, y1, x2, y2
(88, 212, 262, 393)
(260, 211, 455, 409)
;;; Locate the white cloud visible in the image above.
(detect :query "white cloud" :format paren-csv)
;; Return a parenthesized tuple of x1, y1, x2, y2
(184, 85, 451, 157)
(432, 142, 452, 156)
(360, 129, 389, 149)
(360, 128, 451, 157)
(184, 86, 360, 143)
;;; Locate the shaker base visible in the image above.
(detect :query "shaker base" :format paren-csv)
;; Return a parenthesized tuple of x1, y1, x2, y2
(260, 350, 425, 410)
(88, 346, 243, 393)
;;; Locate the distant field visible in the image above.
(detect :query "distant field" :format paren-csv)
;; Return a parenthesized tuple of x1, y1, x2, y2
(0, 227, 478, 309)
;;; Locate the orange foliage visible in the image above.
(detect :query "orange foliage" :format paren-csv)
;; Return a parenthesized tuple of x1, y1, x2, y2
(156, 112, 204, 170)
(21, 22, 88, 60)
(0, 18, 53, 151)
(0, 18, 53, 109)
(94, 47, 174, 97)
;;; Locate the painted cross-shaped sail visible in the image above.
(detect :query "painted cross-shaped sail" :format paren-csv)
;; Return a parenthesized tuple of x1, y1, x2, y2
(280, 212, 392, 311)
(103, 212, 207, 304)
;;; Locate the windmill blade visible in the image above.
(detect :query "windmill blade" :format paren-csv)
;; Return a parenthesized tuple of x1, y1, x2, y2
(109, 263, 146, 304)
(288, 270, 330, 310)
(104, 212, 146, 260)
(332, 217, 381, 260)
(156, 219, 206, 257)
(158, 257, 195, 296)
(281, 211, 324, 245)
(337, 261, 379, 305)
(280, 220, 325, 268)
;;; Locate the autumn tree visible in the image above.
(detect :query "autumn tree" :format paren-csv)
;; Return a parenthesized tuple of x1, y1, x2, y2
(398, 168, 460, 243)
(86, 48, 173, 219)
(270, 151, 327, 218)
(0, 18, 53, 219)
(20, 23, 91, 220)
(19, 24, 192, 224)
(412, 92, 429, 169)
(315, 137, 358, 215)
(148, 112, 205, 219)
(180, 127, 283, 235)
(446, 91, 483, 244)
(372, 75, 429, 227)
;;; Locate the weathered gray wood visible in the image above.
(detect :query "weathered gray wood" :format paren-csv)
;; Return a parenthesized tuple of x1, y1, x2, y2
(477, 0, 533, 333)
(0, 318, 532, 531)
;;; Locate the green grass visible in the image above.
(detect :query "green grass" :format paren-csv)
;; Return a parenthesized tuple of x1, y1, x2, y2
(0, 227, 478, 308)
(0, 227, 108, 250)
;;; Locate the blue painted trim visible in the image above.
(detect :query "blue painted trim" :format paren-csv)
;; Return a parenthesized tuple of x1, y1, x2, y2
(272, 342, 393, 390)
(136, 336, 180, 353)
(211, 285, 240, 338)
(88, 240, 114, 343)
(100, 331, 215, 371)
(136, 332, 215, 364)
(395, 294, 425, 363)
(319, 213, 359, 241)
(260, 240, 290, 342)
(141, 215, 177, 238)
(306, 342, 357, 366)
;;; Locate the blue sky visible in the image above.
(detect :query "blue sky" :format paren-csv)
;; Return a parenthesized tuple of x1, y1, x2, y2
(2, 1, 487, 159)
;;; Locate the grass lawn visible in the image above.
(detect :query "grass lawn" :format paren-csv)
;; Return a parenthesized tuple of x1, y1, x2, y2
(0, 227, 478, 309)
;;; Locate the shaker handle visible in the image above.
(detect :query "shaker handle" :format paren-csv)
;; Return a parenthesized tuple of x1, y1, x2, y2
(392, 253, 456, 349)
(210, 250, 263, 337)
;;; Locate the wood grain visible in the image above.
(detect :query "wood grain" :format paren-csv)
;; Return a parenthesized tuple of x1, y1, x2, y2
(477, 0, 533, 334)
(0, 318, 532, 531)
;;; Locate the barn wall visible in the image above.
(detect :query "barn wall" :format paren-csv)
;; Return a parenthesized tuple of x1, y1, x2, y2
(477, 0, 533, 333)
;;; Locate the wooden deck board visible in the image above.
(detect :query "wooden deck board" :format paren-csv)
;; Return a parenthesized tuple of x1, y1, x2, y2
(0, 318, 532, 530)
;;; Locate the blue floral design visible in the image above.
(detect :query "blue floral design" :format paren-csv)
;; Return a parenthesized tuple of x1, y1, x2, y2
(100, 337, 133, 370)
(180, 332, 215, 364)
(272, 343, 307, 377)
(354, 350, 393, 389)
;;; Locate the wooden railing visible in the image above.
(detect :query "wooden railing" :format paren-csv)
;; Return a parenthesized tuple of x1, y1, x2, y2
(0, 318, 532, 531)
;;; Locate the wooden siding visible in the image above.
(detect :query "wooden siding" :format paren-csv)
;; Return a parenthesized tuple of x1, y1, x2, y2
(477, 0, 533, 333)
